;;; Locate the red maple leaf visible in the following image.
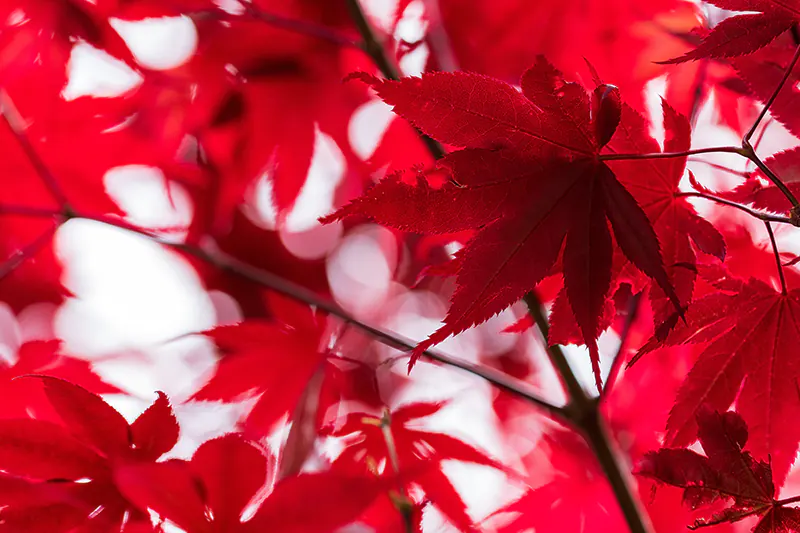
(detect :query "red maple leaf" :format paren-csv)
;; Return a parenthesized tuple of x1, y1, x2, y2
(193, 298, 381, 437)
(87, 1, 368, 234)
(546, 100, 726, 351)
(632, 276, 800, 485)
(0, 66, 199, 311)
(490, 428, 625, 533)
(638, 407, 800, 532)
(0, 0, 136, 93)
(0, 377, 179, 531)
(701, 228, 800, 291)
(664, 0, 799, 63)
(0, 340, 119, 419)
(489, 347, 727, 533)
(322, 56, 678, 387)
(327, 401, 509, 532)
(638, 5, 754, 132)
(185, 212, 332, 318)
(609, 101, 725, 330)
(115, 433, 385, 533)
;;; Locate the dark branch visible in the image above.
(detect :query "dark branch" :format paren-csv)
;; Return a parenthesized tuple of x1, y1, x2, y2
(765, 221, 787, 295)
(345, 0, 447, 160)
(524, 291, 653, 533)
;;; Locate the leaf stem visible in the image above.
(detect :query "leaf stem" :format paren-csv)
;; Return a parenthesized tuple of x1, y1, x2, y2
(381, 409, 403, 476)
(345, 0, 400, 79)
(765, 221, 788, 295)
(72, 213, 568, 422)
(522, 292, 586, 405)
(601, 291, 643, 400)
(277, 363, 326, 480)
(381, 410, 415, 533)
(737, 38, 800, 216)
(744, 42, 800, 143)
(776, 494, 800, 506)
(232, 1, 359, 48)
(687, 158, 750, 178)
(0, 90, 73, 213)
(598, 146, 745, 162)
(523, 291, 653, 533)
(0, 222, 59, 282)
(687, 60, 708, 127)
(676, 192, 797, 226)
(345, 0, 447, 161)
(0, 204, 64, 219)
(740, 143, 800, 215)
(0, 106, 559, 421)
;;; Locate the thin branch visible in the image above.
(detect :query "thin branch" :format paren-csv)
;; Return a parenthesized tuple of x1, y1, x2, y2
(737, 38, 800, 214)
(687, 60, 708, 127)
(0, 222, 59, 281)
(232, 1, 359, 48)
(0, 90, 72, 212)
(381, 410, 403, 475)
(688, 158, 750, 177)
(523, 291, 653, 533)
(776, 494, 800, 506)
(381, 410, 415, 533)
(599, 145, 745, 162)
(346, 0, 400, 78)
(345, 0, 447, 161)
(72, 213, 567, 422)
(522, 292, 586, 404)
(750, 117, 773, 157)
(744, 42, 800, 143)
(765, 221, 787, 295)
(676, 192, 797, 226)
(601, 292, 643, 400)
(0, 204, 64, 219)
(0, 0, 554, 420)
(741, 145, 800, 211)
(582, 415, 652, 533)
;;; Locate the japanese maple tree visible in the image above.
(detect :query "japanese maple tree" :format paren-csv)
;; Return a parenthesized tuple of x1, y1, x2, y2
(5, 0, 800, 532)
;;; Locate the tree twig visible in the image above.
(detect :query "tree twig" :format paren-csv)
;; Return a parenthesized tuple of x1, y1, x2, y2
(687, 158, 749, 178)
(776, 494, 800, 506)
(523, 292, 653, 533)
(601, 292, 643, 400)
(740, 145, 800, 213)
(345, 0, 447, 160)
(70, 212, 569, 422)
(676, 192, 797, 226)
(381, 410, 415, 533)
(744, 42, 800, 143)
(738, 39, 800, 215)
(0, 223, 59, 281)
(0, 205, 64, 219)
(765, 221, 787, 295)
(0, 90, 72, 213)
(599, 145, 745, 162)
(522, 293, 585, 405)
(232, 1, 359, 48)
